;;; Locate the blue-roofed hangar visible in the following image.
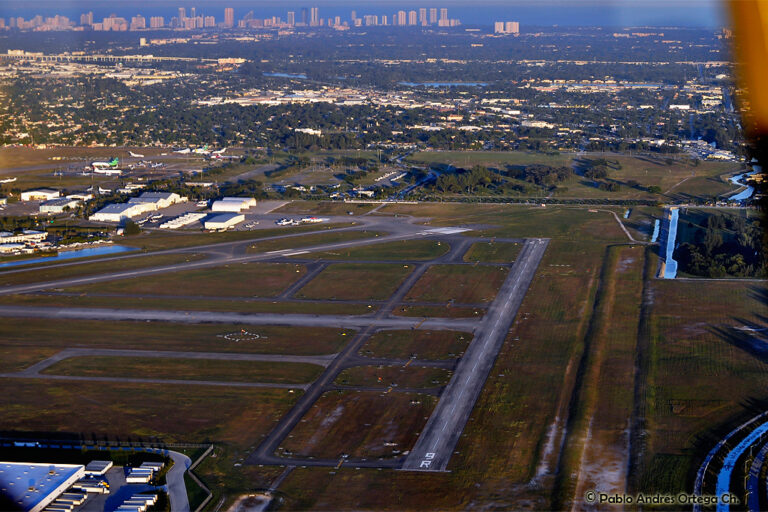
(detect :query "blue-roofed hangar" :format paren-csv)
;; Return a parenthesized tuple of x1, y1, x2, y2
(0, 462, 85, 512)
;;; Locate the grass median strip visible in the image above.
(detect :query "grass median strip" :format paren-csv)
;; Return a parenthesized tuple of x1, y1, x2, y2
(65, 262, 307, 298)
(41, 356, 324, 385)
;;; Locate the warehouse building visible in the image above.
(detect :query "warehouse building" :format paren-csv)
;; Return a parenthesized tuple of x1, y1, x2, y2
(211, 197, 256, 212)
(20, 189, 60, 202)
(40, 198, 81, 214)
(0, 230, 47, 244)
(127, 192, 185, 210)
(0, 462, 85, 512)
(89, 203, 149, 223)
(204, 213, 244, 230)
(90, 191, 187, 222)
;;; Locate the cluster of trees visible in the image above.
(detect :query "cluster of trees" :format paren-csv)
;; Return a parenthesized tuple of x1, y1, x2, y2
(676, 212, 764, 278)
(432, 165, 502, 194)
(513, 164, 572, 186)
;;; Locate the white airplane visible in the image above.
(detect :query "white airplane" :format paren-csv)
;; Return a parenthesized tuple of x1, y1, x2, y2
(129, 151, 144, 158)
(174, 148, 191, 154)
(93, 168, 123, 176)
(212, 147, 227, 155)
(0, 177, 17, 184)
(193, 144, 211, 155)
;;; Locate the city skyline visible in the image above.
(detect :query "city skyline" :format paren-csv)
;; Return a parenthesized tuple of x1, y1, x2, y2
(3, 5, 468, 31)
(0, 1, 726, 28)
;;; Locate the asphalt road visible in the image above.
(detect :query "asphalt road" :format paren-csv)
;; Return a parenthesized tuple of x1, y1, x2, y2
(401, 238, 549, 472)
(0, 305, 479, 331)
(166, 450, 192, 512)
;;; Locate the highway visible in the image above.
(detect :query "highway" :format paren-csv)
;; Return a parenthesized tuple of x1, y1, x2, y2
(401, 238, 549, 471)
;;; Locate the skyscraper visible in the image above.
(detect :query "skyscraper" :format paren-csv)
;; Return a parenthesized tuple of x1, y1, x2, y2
(397, 10, 407, 26)
(300, 7, 308, 25)
(429, 8, 437, 24)
(350, 10, 356, 23)
(80, 11, 93, 26)
(150, 16, 164, 28)
(408, 10, 417, 26)
(287, 11, 295, 26)
(130, 14, 146, 30)
(190, 7, 195, 20)
(440, 8, 448, 22)
(178, 7, 186, 22)
(310, 7, 319, 26)
(506, 21, 520, 35)
(224, 8, 234, 28)
(419, 8, 427, 25)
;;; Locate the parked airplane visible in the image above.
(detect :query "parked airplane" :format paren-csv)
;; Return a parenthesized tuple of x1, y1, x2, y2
(193, 145, 210, 155)
(173, 148, 192, 154)
(93, 168, 123, 176)
(129, 151, 144, 158)
(92, 157, 119, 170)
(212, 147, 227, 155)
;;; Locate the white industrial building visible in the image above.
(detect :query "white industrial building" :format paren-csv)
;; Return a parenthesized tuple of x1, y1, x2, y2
(89, 203, 148, 222)
(40, 198, 81, 214)
(0, 243, 26, 253)
(90, 192, 187, 222)
(127, 191, 185, 210)
(0, 230, 47, 244)
(211, 197, 256, 212)
(159, 212, 207, 229)
(0, 462, 85, 512)
(20, 189, 60, 201)
(204, 213, 244, 230)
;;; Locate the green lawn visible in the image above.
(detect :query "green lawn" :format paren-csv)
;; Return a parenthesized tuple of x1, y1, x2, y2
(304, 239, 450, 261)
(405, 264, 508, 303)
(65, 262, 306, 298)
(295, 263, 413, 301)
(43, 356, 324, 384)
(463, 242, 522, 263)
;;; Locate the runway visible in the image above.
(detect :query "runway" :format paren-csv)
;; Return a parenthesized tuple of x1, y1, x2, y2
(0, 305, 480, 331)
(0, 224, 463, 297)
(401, 238, 548, 471)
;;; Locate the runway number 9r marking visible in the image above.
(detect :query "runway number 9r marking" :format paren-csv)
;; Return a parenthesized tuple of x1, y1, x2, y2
(420, 452, 436, 468)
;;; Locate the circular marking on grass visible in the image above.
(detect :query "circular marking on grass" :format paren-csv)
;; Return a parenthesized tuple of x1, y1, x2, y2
(217, 330, 267, 342)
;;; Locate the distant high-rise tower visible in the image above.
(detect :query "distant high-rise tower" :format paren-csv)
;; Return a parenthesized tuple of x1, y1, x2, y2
(419, 8, 427, 25)
(351, 10, 357, 23)
(439, 8, 448, 22)
(429, 8, 437, 24)
(301, 7, 308, 25)
(310, 7, 319, 26)
(178, 7, 186, 21)
(397, 10, 407, 26)
(150, 16, 164, 28)
(408, 10, 417, 26)
(190, 7, 195, 20)
(80, 11, 93, 26)
(287, 11, 295, 26)
(224, 8, 234, 27)
(130, 15, 146, 30)
(506, 21, 519, 35)
(381, 15, 388, 25)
